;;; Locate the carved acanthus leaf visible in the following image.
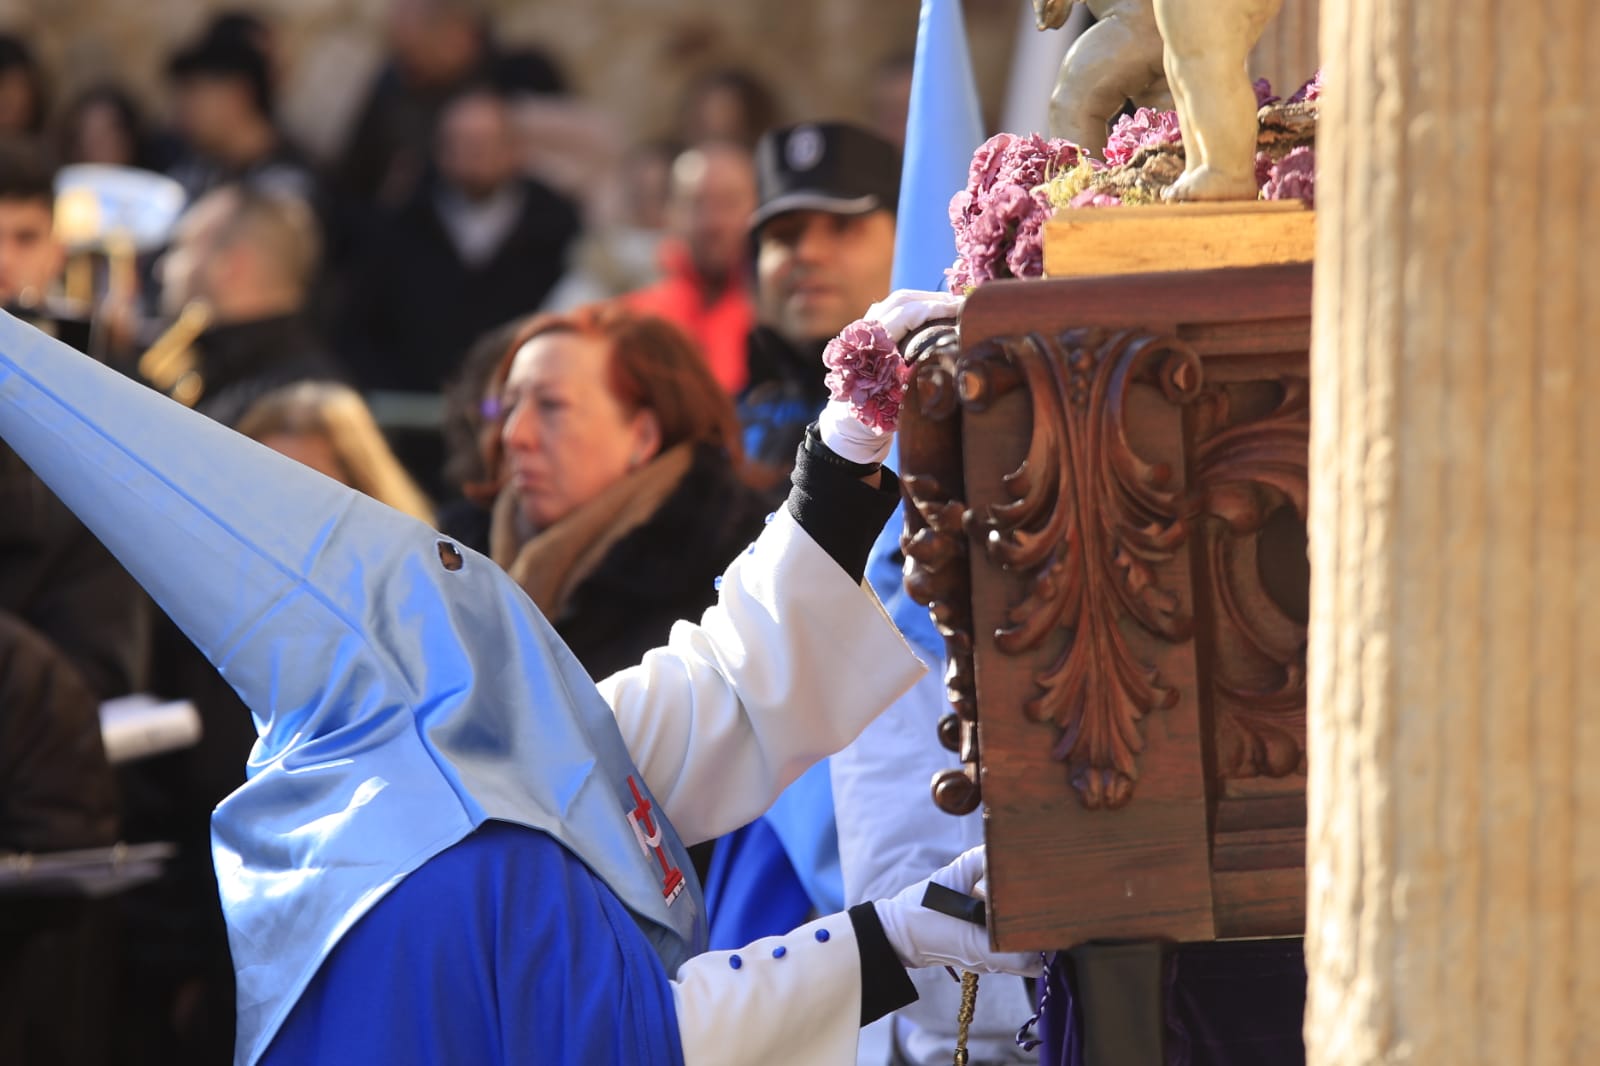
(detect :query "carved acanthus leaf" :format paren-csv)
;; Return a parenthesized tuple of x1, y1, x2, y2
(974, 328, 1202, 810)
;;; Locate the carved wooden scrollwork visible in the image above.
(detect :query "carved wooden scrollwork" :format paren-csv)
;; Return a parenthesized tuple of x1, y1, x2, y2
(1192, 377, 1310, 779)
(899, 327, 984, 815)
(970, 328, 1203, 810)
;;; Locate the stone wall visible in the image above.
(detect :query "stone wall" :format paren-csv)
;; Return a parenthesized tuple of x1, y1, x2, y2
(0, 0, 1025, 162)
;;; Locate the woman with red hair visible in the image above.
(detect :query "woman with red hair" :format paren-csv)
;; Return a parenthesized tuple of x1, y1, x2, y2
(476, 302, 768, 681)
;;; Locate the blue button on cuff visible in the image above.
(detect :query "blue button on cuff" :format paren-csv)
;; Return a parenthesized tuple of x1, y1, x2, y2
(815, 929, 830, 943)
(729, 954, 743, 970)
(772, 946, 787, 959)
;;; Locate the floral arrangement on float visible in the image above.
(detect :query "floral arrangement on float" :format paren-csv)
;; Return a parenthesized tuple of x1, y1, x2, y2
(820, 70, 1322, 428)
(945, 69, 1322, 294)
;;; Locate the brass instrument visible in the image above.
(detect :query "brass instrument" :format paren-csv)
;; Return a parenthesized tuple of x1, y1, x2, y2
(51, 164, 202, 397)
(137, 301, 213, 408)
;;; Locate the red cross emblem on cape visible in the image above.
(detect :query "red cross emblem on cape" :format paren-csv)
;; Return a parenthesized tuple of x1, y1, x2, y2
(626, 776, 686, 905)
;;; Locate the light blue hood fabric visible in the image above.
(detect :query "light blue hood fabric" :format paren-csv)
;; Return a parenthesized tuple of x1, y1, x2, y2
(0, 313, 706, 1063)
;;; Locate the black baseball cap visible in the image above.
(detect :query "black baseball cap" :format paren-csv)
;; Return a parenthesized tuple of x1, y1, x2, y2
(751, 122, 901, 234)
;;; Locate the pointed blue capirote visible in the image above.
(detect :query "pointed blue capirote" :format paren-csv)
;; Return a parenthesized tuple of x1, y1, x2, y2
(0, 312, 705, 1064)
(891, 0, 986, 292)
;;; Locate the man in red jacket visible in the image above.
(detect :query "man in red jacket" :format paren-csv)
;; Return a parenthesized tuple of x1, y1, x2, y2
(625, 141, 758, 395)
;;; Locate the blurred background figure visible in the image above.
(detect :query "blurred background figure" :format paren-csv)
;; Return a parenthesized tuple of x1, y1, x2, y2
(0, 141, 63, 310)
(676, 67, 780, 150)
(55, 84, 166, 171)
(0, 140, 146, 1066)
(154, 182, 342, 426)
(334, 0, 562, 210)
(538, 137, 673, 312)
(340, 84, 577, 398)
(164, 20, 315, 203)
(1, 447, 143, 1066)
(480, 302, 767, 683)
(624, 141, 758, 395)
(0, 34, 46, 144)
(237, 381, 435, 523)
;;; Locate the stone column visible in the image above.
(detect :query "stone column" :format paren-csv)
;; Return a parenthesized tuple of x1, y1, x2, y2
(1250, 0, 1319, 94)
(1305, 1, 1600, 1064)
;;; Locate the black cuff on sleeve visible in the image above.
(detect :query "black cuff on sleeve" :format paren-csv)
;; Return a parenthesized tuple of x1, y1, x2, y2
(848, 902, 920, 1027)
(785, 425, 902, 584)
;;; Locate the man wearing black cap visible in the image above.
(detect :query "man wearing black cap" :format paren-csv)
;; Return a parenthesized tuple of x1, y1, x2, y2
(166, 25, 314, 204)
(738, 121, 900, 491)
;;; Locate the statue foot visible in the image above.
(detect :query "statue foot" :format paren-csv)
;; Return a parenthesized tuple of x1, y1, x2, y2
(1163, 164, 1259, 203)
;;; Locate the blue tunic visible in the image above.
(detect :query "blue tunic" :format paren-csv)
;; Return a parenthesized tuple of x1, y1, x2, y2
(264, 821, 685, 1066)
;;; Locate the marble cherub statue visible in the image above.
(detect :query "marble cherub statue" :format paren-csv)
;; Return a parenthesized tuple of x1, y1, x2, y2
(1038, 0, 1286, 202)
(1036, 0, 1171, 155)
(1155, 0, 1285, 200)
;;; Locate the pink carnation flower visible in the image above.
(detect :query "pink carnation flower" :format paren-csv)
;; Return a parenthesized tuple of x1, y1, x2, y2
(823, 319, 910, 433)
(1261, 146, 1315, 207)
(967, 133, 1018, 192)
(1005, 187, 1057, 279)
(1103, 108, 1183, 167)
(1288, 70, 1323, 104)
(946, 133, 1084, 293)
(945, 258, 975, 295)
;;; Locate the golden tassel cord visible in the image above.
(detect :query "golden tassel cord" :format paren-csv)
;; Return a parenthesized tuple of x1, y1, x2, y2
(953, 970, 979, 1066)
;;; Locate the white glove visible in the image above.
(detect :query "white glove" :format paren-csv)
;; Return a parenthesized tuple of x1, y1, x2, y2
(817, 401, 894, 465)
(819, 289, 965, 465)
(863, 288, 965, 347)
(873, 845, 1040, 976)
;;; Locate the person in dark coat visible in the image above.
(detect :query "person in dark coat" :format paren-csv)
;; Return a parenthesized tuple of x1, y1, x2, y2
(154, 181, 345, 427)
(340, 85, 579, 397)
(479, 302, 769, 684)
(0, 439, 146, 1066)
(164, 26, 316, 205)
(331, 0, 564, 210)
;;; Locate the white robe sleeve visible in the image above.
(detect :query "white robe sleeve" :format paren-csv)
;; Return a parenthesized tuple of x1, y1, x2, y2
(597, 506, 926, 846)
(670, 912, 862, 1066)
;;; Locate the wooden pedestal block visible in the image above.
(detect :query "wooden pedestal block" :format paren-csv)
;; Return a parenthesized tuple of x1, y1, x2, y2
(1043, 202, 1314, 280)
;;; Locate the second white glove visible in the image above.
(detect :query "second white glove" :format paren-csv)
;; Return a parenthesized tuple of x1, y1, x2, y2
(873, 846, 1041, 977)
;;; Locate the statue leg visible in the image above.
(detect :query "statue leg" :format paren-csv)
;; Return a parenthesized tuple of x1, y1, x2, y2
(1156, 0, 1282, 201)
(1049, 14, 1167, 155)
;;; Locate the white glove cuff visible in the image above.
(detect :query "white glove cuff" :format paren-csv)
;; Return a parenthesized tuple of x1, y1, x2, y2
(818, 401, 893, 467)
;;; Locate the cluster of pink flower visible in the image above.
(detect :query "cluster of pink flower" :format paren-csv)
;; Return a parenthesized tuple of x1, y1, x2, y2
(945, 71, 1323, 286)
(946, 133, 1084, 293)
(1259, 146, 1315, 207)
(1101, 107, 1184, 167)
(822, 318, 911, 433)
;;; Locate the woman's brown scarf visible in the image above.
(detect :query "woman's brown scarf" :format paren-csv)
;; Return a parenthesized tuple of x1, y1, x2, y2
(490, 442, 695, 621)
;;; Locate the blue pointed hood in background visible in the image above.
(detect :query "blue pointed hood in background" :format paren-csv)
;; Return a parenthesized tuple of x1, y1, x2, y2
(0, 313, 705, 1063)
(891, 0, 986, 292)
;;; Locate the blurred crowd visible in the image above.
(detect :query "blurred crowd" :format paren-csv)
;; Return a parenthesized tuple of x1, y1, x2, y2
(0, 2, 1038, 1065)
